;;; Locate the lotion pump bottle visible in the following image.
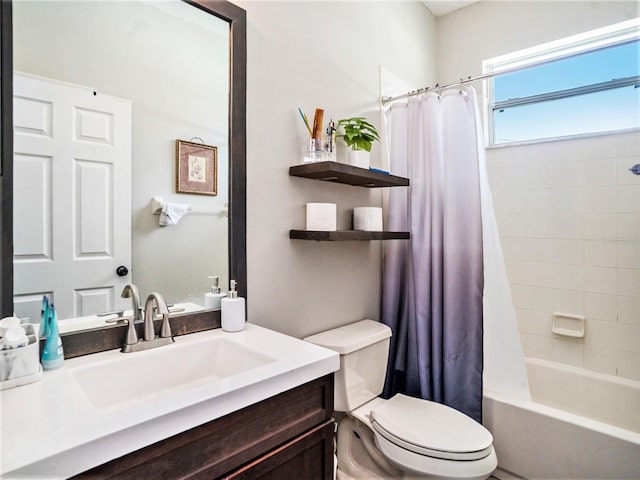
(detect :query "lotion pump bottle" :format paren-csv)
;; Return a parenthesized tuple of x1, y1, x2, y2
(221, 280, 245, 332)
(204, 275, 226, 309)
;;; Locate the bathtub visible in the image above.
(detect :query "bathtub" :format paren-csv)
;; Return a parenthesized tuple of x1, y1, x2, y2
(483, 358, 640, 479)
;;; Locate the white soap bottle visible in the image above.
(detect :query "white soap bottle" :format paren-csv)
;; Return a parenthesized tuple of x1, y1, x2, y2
(221, 280, 245, 332)
(204, 275, 226, 309)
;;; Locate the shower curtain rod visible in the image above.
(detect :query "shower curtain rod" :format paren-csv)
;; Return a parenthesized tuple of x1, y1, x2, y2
(380, 62, 531, 106)
(382, 35, 640, 106)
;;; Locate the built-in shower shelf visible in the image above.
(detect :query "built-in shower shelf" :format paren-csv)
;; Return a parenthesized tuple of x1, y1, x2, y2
(289, 162, 409, 188)
(552, 312, 585, 338)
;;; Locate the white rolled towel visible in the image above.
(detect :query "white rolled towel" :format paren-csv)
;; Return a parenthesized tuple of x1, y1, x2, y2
(159, 202, 191, 226)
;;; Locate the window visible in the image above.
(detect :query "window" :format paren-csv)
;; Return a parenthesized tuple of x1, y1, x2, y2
(484, 19, 640, 145)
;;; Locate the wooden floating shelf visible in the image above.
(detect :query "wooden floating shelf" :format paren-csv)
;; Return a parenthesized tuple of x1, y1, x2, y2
(289, 161, 409, 188)
(290, 230, 410, 241)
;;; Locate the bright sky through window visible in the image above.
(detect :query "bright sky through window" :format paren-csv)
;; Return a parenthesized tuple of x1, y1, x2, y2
(485, 20, 640, 145)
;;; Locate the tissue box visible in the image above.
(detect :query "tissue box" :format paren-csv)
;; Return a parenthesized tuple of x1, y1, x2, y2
(353, 207, 383, 231)
(0, 323, 42, 390)
(306, 203, 337, 231)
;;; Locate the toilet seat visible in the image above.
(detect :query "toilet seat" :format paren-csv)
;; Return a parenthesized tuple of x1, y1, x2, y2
(369, 394, 494, 461)
(373, 427, 498, 480)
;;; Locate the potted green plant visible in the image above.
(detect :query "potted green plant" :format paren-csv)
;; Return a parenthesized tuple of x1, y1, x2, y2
(337, 117, 380, 169)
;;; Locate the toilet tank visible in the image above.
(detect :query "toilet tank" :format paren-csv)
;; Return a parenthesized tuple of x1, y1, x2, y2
(304, 319, 391, 412)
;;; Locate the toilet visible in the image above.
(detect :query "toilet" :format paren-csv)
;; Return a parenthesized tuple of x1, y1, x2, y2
(304, 319, 497, 480)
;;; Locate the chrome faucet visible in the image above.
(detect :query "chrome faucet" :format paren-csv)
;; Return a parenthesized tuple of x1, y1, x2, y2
(121, 284, 143, 323)
(143, 292, 172, 341)
(109, 292, 174, 353)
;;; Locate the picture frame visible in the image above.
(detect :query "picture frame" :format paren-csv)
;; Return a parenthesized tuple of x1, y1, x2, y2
(176, 139, 218, 195)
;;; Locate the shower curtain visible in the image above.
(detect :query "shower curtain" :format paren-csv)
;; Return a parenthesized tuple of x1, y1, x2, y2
(382, 87, 485, 422)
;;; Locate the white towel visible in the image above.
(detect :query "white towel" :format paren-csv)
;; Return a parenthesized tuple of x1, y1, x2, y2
(159, 202, 191, 226)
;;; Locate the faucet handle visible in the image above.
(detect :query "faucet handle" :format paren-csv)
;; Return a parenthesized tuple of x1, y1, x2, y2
(106, 315, 138, 346)
(160, 313, 172, 339)
(154, 294, 172, 339)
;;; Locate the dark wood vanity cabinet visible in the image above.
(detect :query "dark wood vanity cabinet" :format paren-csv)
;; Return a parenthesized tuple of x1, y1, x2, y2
(74, 374, 334, 480)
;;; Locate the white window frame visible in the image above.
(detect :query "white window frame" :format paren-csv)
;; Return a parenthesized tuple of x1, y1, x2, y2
(483, 18, 640, 146)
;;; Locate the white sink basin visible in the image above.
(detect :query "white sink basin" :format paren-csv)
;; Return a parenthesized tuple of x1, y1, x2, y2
(1, 324, 339, 478)
(69, 336, 276, 411)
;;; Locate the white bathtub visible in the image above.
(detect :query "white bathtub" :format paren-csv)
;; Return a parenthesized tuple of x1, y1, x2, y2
(483, 358, 640, 479)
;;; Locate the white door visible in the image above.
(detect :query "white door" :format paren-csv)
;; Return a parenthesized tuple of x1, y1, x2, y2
(13, 73, 132, 322)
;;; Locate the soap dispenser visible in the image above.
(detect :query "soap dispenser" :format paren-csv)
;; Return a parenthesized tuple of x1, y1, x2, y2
(41, 304, 64, 370)
(204, 275, 226, 309)
(221, 280, 245, 332)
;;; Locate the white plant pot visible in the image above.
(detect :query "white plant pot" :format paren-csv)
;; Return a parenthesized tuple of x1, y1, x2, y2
(347, 150, 370, 170)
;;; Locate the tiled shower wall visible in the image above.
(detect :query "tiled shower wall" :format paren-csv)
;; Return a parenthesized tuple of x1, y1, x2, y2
(486, 130, 640, 381)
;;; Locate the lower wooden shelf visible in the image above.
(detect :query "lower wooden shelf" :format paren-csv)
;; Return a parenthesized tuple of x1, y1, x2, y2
(290, 230, 410, 241)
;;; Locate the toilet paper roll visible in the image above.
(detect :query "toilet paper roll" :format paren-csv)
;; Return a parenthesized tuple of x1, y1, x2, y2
(353, 207, 383, 231)
(306, 203, 337, 231)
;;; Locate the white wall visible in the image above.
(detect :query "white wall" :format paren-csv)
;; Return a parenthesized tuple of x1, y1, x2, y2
(437, 1, 640, 380)
(238, 1, 436, 338)
(436, 1, 639, 86)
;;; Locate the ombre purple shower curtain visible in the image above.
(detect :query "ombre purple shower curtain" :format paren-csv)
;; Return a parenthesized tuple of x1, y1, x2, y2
(382, 87, 484, 422)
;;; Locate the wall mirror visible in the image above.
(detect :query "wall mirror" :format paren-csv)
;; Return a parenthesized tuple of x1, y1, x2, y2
(0, 0, 246, 341)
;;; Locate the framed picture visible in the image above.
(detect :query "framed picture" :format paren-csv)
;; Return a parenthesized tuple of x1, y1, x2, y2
(176, 139, 218, 195)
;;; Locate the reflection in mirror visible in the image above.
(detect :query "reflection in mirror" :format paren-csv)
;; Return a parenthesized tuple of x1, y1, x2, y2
(11, 1, 231, 328)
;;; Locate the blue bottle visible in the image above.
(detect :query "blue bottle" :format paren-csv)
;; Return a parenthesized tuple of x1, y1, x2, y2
(41, 304, 64, 370)
(39, 295, 50, 338)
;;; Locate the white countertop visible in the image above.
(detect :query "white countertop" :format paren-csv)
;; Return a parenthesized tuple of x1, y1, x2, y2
(0, 324, 339, 479)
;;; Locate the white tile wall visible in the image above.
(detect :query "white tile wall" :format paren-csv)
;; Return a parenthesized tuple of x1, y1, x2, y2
(618, 269, 640, 297)
(584, 157, 616, 186)
(618, 350, 640, 381)
(495, 214, 525, 238)
(619, 243, 640, 269)
(526, 214, 555, 238)
(526, 262, 554, 287)
(526, 309, 552, 336)
(553, 239, 584, 265)
(618, 185, 640, 213)
(526, 286, 555, 311)
(524, 333, 554, 360)
(553, 337, 584, 367)
(488, 130, 640, 381)
(616, 156, 640, 185)
(584, 186, 617, 213)
(553, 214, 584, 239)
(583, 214, 616, 240)
(554, 289, 584, 314)
(584, 344, 617, 375)
(618, 296, 640, 326)
(584, 241, 617, 267)
(554, 265, 584, 291)
(585, 293, 617, 322)
(585, 266, 618, 295)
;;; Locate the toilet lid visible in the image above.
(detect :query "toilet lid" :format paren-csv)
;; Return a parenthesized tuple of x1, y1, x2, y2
(370, 394, 493, 461)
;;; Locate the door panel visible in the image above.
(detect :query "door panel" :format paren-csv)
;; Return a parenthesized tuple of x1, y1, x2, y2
(13, 73, 132, 323)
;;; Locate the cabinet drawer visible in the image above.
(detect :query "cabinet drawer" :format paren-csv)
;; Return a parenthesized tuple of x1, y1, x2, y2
(221, 420, 334, 480)
(74, 374, 334, 479)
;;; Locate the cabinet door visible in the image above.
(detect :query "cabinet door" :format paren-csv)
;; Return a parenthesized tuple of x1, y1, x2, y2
(72, 375, 334, 480)
(222, 420, 334, 480)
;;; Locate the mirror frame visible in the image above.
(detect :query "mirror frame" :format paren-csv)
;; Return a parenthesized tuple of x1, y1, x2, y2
(0, 0, 246, 351)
